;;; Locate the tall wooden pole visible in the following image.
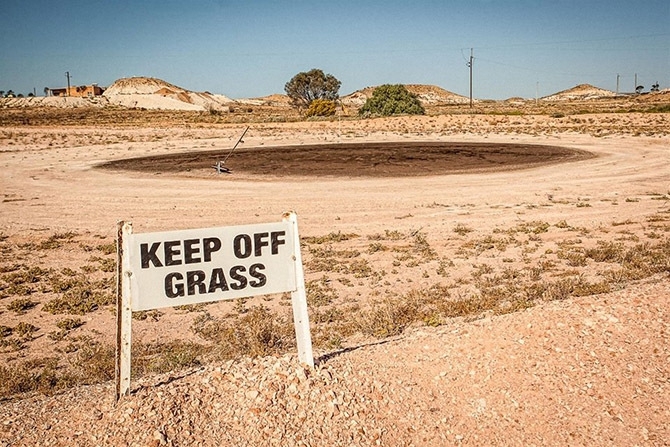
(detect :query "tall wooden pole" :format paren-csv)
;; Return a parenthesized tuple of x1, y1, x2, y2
(115, 221, 133, 401)
(65, 71, 71, 97)
(469, 48, 473, 108)
(616, 74, 620, 95)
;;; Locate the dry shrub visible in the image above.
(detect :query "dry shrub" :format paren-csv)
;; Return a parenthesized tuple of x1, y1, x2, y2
(71, 341, 116, 383)
(44, 273, 114, 314)
(0, 358, 78, 398)
(453, 223, 473, 236)
(7, 298, 38, 314)
(14, 322, 39, 338)
(359, 294, 424, 338)
(412, 231, 437, 260)
(368, 229, 405, 241)
(56, 317, 84, 331)
(0, 338, 205, 400)
(303, 231, 359, 245)
(306, 277, 337, 307)
(305, 99, 336, 117)
(192, 305, 295, 359)
(513, 220, 550, 234)
(359, 286, 456, 337)
(585, 241, 625, 262)
(532, 278, 574, 301)
(96, 242, 116, 255)
(132, 341, 204, 376)
(305, 245, 360, 273)
(0, 325, 12, 338)
(1, 265, 48, 297)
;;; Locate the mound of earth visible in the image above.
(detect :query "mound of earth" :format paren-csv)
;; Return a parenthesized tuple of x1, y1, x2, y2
(103, 76, 234, 111)
(542, 84, 616, 101)
(634, 89, 670, 103)
(503, 96, 528, 103)
(242, 94, 293, 107)
(103, 77, 181, 96)
(342, 84, 471, 106)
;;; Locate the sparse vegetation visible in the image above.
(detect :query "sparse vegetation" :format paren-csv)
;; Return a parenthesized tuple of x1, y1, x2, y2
(1, 205, 670, 400)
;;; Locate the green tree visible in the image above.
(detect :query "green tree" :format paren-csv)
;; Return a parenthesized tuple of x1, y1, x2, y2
(284, 69, 341, 108)
(359, 84, 425, 117)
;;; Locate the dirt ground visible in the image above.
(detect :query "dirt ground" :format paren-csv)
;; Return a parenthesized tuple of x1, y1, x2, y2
(98, 141, 592, 178)
(1, 110, 669, 446)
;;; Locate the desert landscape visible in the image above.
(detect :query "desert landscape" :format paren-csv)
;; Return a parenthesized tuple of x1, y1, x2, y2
(1, 77, 669, 446)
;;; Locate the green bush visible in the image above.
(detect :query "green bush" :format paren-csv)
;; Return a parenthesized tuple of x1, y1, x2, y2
(359, 84, 425, 117)
(306, 99, 337, 117)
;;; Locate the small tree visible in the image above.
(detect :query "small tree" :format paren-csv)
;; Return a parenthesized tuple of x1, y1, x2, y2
(359, 84, 425, 117)
(284, 69, 341, 108)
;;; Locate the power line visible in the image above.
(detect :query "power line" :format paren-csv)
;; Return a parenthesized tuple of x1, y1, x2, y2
(474, 56, 608, 78)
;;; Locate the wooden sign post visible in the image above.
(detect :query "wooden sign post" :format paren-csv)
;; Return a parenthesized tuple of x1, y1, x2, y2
(115, 212, 313, 401)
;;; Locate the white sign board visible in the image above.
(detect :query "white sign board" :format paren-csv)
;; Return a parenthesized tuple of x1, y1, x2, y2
(127, 222, 296, 311)
(115, 213, 313, 401)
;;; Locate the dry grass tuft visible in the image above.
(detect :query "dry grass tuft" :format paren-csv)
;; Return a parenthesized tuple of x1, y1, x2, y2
(192, 305, 295, 359)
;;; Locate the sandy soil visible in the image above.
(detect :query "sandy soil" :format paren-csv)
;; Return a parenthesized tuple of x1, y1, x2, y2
(1, 112, 669, 446)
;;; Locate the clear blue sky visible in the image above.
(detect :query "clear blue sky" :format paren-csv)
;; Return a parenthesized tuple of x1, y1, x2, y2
(1, 0, 668, 99)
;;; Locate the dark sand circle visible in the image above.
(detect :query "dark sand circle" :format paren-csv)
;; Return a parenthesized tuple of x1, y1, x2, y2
(98, 142, 593, 178)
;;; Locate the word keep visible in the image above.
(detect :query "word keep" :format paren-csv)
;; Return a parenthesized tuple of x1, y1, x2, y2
(139, 231, 287, 269)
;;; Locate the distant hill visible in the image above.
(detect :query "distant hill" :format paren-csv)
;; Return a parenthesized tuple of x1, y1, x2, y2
(342, 85, 471, 106)
(240, 94, 292, 107)
(103, 77, 234, 111)
(542, 84, 615, 101)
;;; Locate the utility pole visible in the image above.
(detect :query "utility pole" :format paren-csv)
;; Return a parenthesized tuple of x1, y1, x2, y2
(467, 48, 474, 108)
(65, 71, 71, 96)
(634, 73, 637, 92)
(616, 74, 620, 95)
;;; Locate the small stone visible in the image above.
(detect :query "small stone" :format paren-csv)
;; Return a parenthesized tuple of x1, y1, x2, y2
(153, 429, 167, 445)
